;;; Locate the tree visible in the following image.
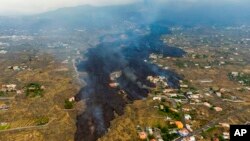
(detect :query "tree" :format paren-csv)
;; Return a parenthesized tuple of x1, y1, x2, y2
(64, 99, 74, 109)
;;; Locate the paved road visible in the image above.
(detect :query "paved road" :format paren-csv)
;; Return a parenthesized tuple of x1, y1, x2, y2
(0, 124, 46, 133)
(0, 118, 56, 133)
(0, 97, 15, 100)
(175, 105, 250, 141)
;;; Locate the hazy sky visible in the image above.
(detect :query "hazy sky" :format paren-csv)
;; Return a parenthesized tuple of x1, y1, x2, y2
(0, 0, 143, 15)
(0, 0, 248, 16)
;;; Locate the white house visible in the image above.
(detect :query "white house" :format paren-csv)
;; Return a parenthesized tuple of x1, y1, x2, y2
(153, 97, 162, 101)
(203, 102, 212, 108)
(185, 114, 192, 120)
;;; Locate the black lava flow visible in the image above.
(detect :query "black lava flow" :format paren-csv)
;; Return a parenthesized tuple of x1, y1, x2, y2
(75, 23, 185, 141)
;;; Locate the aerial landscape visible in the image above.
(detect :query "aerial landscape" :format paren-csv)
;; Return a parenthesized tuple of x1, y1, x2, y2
(0, 0, 250, 141)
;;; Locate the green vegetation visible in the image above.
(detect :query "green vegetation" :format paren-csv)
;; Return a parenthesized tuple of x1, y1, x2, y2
(228, 73, 250, 86)
(171, 95, 186, 99)
(147, 134, 155, 140)
(201, 126, 218, 139)
(238, 88, 247, 93)
(189, 110, 197, 120)
(175, 60, 186, 68)
(206, 126, 216, 132)
(159, 105, 181, 120)
(175, 60, 198, 68)
(25, 83, 44, 97)
(151, 87, 163, 95)
(177, 89, 184, 94)
(0, 91, 16, 97)
(201, 131, 207, 139)
(157, 126, 179, 141)
(193, 54, 208, 59)
(0, 91, 5, 97)
(218, 135, 226, 141)
(0, 124, 10, 130)
(189, 86, 198, 93)
(64, 99, 74, 109)
(161, 98, 166, 102)
(35, 117, 49, 126)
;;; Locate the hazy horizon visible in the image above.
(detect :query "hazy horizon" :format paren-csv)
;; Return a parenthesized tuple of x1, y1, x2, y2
(0, 0, 249, 16)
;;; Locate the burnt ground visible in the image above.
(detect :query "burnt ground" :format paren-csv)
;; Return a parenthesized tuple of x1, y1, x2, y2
(75, 23, 185, 141)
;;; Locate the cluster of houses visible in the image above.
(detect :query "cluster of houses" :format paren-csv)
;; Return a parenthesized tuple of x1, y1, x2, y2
(149, 77, 195, 139)
(145, 46, 244, 140)
(148, 53, 165, 65)
(149, 79, 229, 140)
(202, 101, 223, 112)
(207, 123, 231, 141)
(229, 71, 250, 87)
(147, 76, 169, 87)
(218, 123, 230, 140)
(155, 27, 250, 141)
(173, 119, 198, 141)
(169, 118, 196, 140)
(179, 80, 189, 89)
(152, 97, 196, 140)
(109, 71, 122, 88)
(231, 72, 240, 77)
(0, 85, 14, 112)
(62, 59, 69, 64)
(1, 84, 17, 92)
(0, 35, 33, 41)
(1, 84, 23, 95)
(149, 53, 163, 60)
(137, 126, 164, 141)
(180, 83, 226, 112)
(47, 42, 70, 49)
(0, 104, 9, 110)
(8, 65, 29, 71)
(188, 86, 224, 112)
(136, 103, 195, 140)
